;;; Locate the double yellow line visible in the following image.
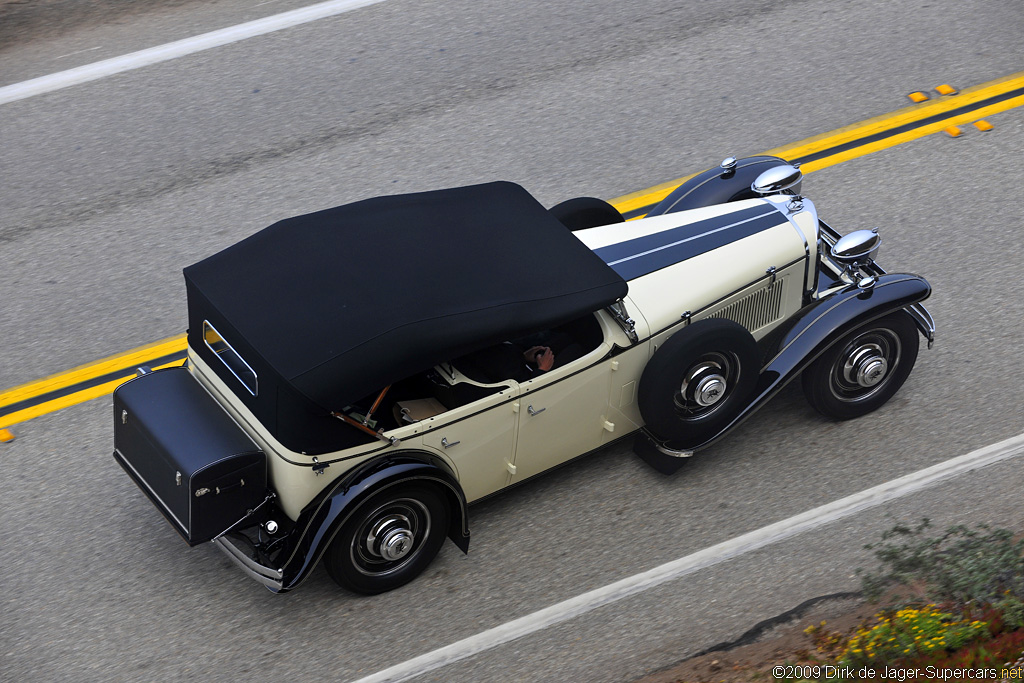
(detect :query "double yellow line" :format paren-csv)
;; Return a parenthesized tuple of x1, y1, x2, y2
(0, 336, 187, 429)
(612, 70, 1024, 216)
(3, 70, 1024, 431)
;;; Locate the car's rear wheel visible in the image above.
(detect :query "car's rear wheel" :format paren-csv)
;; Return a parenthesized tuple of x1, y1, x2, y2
(324, 484, 449, 594)
(638, 319, 758, 448)
(801, 311, 919, 420)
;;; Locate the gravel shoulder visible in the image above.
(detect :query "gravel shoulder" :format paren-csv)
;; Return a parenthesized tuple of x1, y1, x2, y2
(634, 595, 873, 683)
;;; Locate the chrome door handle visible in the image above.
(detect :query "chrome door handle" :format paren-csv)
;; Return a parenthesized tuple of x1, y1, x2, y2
(441, 437, 460, 449)
(527, 405, 546, 416)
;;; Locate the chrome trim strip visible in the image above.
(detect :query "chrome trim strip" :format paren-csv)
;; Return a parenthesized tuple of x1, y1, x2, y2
(772, 198, 811, 256)
(904, 303, 937, 349)
(202, 320, 259, 396)
(654, 441, 694, 458)
(212, 536, 284, 589)
(818, 219, 842, 245)
(770, 198, 813, 293)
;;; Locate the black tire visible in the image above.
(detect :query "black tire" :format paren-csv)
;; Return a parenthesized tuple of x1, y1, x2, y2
(801, 311, 919, 420)
(324, 484, 449, 595)
(638, 319, 758, 447)
(549, 197, 624, 231)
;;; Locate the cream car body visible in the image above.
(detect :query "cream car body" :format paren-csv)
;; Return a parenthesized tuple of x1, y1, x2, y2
(113, 160, 934, 594)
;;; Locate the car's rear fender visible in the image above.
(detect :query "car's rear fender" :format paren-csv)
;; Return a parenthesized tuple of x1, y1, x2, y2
(639, 272, 932, 464)
(275, 453, 469, 592)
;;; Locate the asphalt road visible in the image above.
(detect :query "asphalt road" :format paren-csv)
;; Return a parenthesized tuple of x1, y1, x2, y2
(2, 1, 1024, 681)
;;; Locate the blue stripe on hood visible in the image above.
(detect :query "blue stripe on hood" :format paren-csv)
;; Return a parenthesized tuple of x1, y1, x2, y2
(594, 205, 784, 281)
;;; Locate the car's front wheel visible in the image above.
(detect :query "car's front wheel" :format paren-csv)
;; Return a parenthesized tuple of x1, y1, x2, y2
(801, 311, 919, 420)
(324, 484, 449, 594)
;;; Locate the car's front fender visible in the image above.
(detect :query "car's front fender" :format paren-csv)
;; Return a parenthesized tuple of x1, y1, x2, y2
(642, 156, 796, 217)
(638, 272, 932, 466)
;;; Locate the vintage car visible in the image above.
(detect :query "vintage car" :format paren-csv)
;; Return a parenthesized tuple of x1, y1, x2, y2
(113, 156, 934, 594)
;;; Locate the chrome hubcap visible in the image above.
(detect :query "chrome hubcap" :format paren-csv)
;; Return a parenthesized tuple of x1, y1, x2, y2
(675, 353, 737, 418)
(351, 498, 430, 576)
(694, 374, 727, 406)
(829, 328, 901, 402)
(857, 357, 888, 387)
(843, 343, 889, 388)
(368, 514, 415, 562)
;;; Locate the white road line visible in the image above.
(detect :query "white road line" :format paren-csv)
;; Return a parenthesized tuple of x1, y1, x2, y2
(0, 0, 387, 106)
(352, 432, 1024, 683)
(53, 46, 104, 61)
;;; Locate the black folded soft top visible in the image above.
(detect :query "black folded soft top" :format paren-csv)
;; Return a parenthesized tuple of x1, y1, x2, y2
(183, 181, 627, 452)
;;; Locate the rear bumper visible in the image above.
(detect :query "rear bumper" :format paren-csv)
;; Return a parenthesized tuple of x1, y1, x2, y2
(212, 534, 285, 592)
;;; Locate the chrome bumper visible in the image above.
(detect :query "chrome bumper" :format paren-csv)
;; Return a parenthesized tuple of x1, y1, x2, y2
(211, 534, 284, 591)
(903, 301, 936, 349)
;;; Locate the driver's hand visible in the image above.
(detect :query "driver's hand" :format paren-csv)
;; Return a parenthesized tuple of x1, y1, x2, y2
(525, 346, 554, 371)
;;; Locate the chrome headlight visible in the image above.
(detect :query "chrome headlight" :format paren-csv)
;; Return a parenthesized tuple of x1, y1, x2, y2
(831, 228, 881, 265)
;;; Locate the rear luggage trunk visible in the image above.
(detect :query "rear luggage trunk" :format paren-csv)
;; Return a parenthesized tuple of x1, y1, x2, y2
(113, 366, 267, 545)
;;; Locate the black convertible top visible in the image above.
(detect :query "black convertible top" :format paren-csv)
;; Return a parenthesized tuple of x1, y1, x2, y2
(184, 182, 627, 452)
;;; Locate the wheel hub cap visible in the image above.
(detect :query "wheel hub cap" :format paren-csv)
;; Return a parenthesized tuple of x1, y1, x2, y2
(857, 357, 888, 387)
(694, 374, 727, 406)
(368, 514, 415, 561)
(843, 343, 889, 388)
(678, 358, 733, 414)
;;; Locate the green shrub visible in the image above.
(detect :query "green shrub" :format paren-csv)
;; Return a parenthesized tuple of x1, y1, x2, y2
(995, 594, 1024, 630)
(859, 519, 1024, 605)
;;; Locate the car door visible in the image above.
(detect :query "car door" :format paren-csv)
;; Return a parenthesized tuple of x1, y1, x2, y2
(508, 342, 617, 483)
(419, 381, 519, 503)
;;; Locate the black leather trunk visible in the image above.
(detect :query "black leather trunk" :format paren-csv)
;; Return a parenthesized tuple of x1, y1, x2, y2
(113, 367, 267, 545)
